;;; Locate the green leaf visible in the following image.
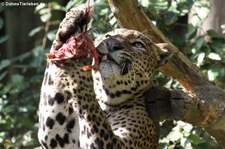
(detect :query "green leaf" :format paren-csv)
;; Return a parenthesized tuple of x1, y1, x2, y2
(221, 24, 225, 34)
(181, 137, 192, 148)
(197, 52, 205, 66)
(167, 130, 183, 141)
(29, 26, 44, 37)
(49, 2, 65, 11)
(208, 69, 219, 81)
(0, 59, 11, 70)
(49, 1, 60, 7)
(0, 71, 7, 81)
(140, 0, 150, 7)
(201, 45, 211, 55)
(39, 7, 49, 15)
(210, 40, 225, 53)
(11, 74, 24, 85)
(4, 105, 16, 114)
(35, 3, 46, 13)
(171, 33, 185, 46)
(46, 30, 56, 41)
(208, 52, 221, 61)
(186, 25, 197, 39)
(32, 45, 44, 56)
(188, 134, 204, 145)
(193, 143, 209, 149)
(207, 30, 222, 39)
(40, 13, 51, 22)
(0, 17, 3, 29)
(195, 36, 204, 49)
(0, 35, 9, 44)
(164, 11, 178, 25)
(66, 0, 84, 10)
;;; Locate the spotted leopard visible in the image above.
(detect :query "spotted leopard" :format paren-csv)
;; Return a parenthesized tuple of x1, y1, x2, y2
(38, 6, 173, 149)
(91, 28, 173, 148)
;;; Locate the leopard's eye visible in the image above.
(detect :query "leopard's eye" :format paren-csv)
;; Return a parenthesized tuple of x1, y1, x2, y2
(132, 41, 145, 49)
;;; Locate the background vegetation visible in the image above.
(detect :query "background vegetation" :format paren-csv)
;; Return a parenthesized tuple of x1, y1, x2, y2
(0, 0, 224, 148)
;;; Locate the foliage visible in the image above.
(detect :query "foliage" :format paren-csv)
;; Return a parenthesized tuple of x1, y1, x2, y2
(143, 0, 225, 89)
(159, 121, 221, 149)
(0, 47, 45, 149)
(0, 2, 60, 148)
(0, 0, 224, 148)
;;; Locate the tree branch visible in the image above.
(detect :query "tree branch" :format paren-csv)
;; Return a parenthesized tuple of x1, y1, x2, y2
(108, 0, 225, 147)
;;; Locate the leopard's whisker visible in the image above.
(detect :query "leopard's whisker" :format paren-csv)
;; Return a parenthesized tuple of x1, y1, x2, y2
(117, 52, 134, 61)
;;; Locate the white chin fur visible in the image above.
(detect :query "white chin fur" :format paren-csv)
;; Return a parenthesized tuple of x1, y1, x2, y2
(99, 61, 120, 79)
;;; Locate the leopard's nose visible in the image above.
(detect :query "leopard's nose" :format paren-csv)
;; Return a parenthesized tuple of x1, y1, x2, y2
(96, 36, 124, 55)
(106, 37, 124, 52)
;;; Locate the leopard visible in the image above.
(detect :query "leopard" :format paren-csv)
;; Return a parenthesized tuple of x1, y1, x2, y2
(38, 28, 173, 149)
(90, 28, 173, 148)
(38, 5, 173, 149)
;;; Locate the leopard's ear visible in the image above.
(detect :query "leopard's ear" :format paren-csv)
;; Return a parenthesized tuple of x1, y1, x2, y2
(155, 43, 174, 67)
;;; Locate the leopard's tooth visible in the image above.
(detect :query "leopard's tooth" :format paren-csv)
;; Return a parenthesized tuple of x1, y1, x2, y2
(102, 55, 107, 61)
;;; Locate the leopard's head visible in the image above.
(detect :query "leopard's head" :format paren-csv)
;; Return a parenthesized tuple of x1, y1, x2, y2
(93, 28, 173, 106)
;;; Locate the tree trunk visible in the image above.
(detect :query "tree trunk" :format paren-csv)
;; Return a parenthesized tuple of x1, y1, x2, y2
(107, 0, 225, 147)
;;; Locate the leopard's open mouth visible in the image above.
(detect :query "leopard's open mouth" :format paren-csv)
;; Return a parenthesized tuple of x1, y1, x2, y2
(97, 50, 132, 75)
(97, 53, 118, 65)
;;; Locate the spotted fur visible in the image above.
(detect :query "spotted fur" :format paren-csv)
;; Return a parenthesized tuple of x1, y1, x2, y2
(38, 61, 82, 149)
(38, 28, 173, 149)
